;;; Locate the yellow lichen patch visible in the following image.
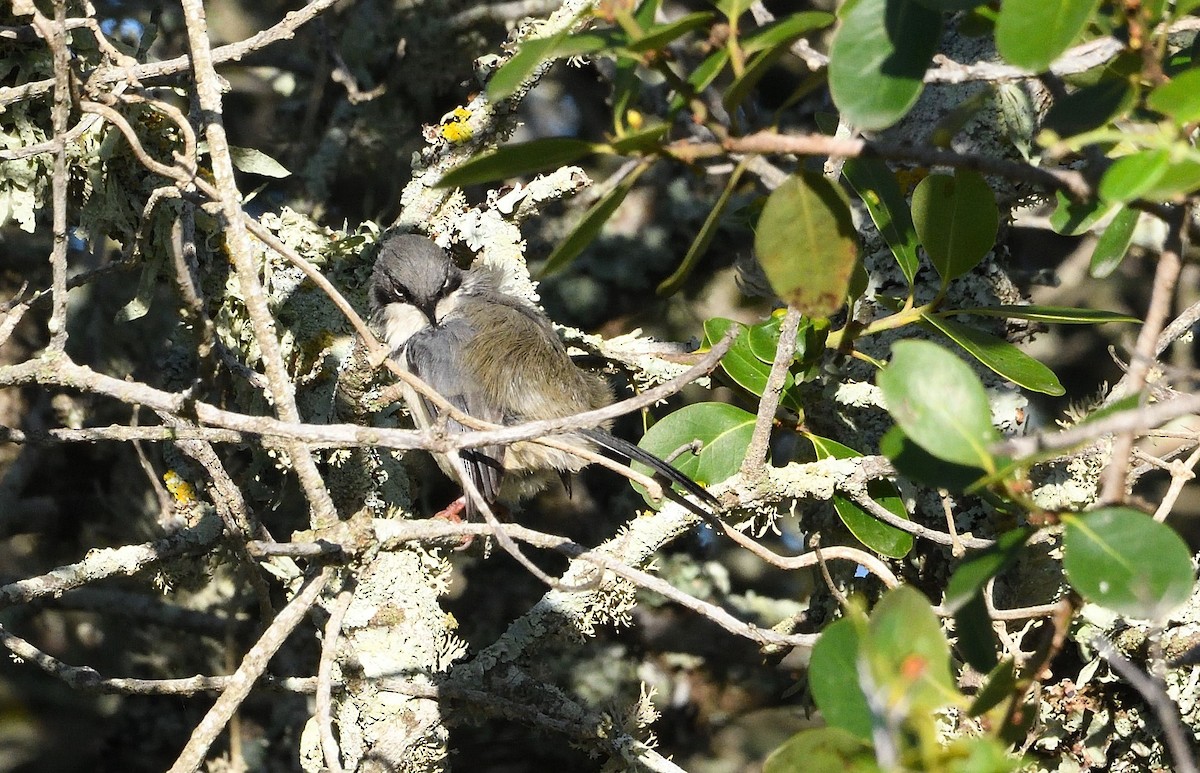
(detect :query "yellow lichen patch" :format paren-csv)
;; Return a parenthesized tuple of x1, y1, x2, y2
(440, 107, 474, 143)
(163, 470, 197, 504)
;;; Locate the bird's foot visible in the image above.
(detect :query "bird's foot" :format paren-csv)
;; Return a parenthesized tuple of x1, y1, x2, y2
(432, 497, 475, 550)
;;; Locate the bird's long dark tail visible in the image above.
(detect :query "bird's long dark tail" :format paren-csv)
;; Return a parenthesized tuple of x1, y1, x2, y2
(580, 428, 720, 518)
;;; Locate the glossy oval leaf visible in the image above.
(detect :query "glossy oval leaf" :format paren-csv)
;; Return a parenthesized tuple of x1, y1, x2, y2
(947, 305, 1139, 325)
(1141, 157, 1200, 202)
(703, 318, 803, 409)
(1098, 149, 1170, 202)
(1042, 78, 1135, 139)
(1147, 68, 1200, 122)
(922, 314, 1066, 396)
(842, 157, 920, 286)
(1090, 205, 1139, 278)
(878, 340, 1000, 469)
(438, 138, 597, 188)
(828, 0, 942, 130)
(764, 728, 877, 773)
(1063, 507, 1196, 620)
(911, 170, 999, 285)
(634, 402, 756, 504)
(864, 585, 958, 712)
(880, 426, 990, 491)
(808, 617, 873, 739)
(754, 172, 859, 317)
(1048, 191, 1110, 236)
(910, 0, 986, 9)
(995, 0, 1100, 72)
(809, 434, 914, 558)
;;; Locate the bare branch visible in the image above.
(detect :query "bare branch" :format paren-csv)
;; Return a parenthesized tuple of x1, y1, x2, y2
(1101, 205, 1188, 503)
(166, 567, 333, 773)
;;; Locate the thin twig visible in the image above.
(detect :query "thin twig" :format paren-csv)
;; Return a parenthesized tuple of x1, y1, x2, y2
(1094, 636, 1199, 773)
(27, 4, 71, 352)
(179, 0, 337, 529)
(317, 579, 353, 773)
(0, 0, 342, 108)
(669, 131, 1092, 200)
(0, 513, 222, 609)
(166, 567, 333, 773)
(995, 390, 1200, 459)
(741, 306, 801, 481)
(1152, 443, 1200, 522)
(844, 489, 995, 550)
(1100, 205, 1187, 503)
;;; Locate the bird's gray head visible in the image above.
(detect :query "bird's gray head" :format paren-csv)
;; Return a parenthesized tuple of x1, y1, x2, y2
(369, 234, 462, 322)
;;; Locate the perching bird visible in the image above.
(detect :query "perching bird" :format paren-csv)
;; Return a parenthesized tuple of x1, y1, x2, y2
(368, 232, 718, 520)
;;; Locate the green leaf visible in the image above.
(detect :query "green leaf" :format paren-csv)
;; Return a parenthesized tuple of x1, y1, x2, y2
(746, 311, 788, 362)
(438, 138, 598, 188)
(228, 146, 291, 178)
(1063, 507, 1196, 620)
(1048, 192, 1111, 236)
(486, 18, 606, 101)
(754, 172, 859, 317)
(764, 728, 879, 773)
(658, 161, 746, 295)
(633, 402, 756, 504)
(626, 12, 714, 52)
(722, 12, 835, 113)
(1090, 205, 1139, 278)
(878, 340, 1000, 470)
(842, 158, 920, 286)
(809, 617, 873, 739)
(703, 318, 802, 409)
(923, 314, 1065, 396)
(909, 0, 985, 10)
(864, 586, 958, 712)
(969, 658, 1019, 717)
(541, 164, 647, 276)
(995, 0, 1100, 72)
(828, 0, 942, 130)
(944, 529, 1031, 672)
(1098, 149, 1170, 202)
(1147, 68, 1200, 122)
(946, 305, 1140, 325)
(1141, 156, 1200, 201)
(809, 434, 914, 558)
(741, 12, 835, 55)
(1042, 78, 1135, 138)
(669, 48, 730, 113)
(608, 123, 670, 154)
(911, 170, 999, 285)
(714, 0, 752, 19)
(881, 426, 990, 491)
(723, 42, 793, 114)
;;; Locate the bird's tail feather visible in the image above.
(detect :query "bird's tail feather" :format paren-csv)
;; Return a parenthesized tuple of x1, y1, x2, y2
(579, 428, 719, 517)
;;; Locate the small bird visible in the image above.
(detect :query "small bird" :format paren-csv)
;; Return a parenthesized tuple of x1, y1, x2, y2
(368, 233, 718, 521)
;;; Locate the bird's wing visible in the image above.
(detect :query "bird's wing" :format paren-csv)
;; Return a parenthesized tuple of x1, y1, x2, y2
(403, 321, 505, 513)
